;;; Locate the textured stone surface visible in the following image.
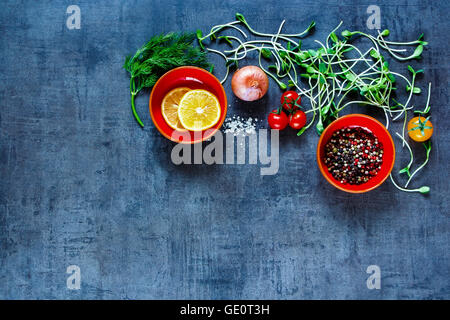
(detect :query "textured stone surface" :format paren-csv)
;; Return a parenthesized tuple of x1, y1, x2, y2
(0, 0, 449, 299)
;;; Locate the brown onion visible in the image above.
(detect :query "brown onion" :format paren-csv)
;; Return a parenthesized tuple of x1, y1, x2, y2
(231, 66, 269, 101)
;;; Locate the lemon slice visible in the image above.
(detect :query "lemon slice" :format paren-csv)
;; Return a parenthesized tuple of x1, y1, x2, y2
(178, 89, 221, 131)
(161, 87, 191, 131)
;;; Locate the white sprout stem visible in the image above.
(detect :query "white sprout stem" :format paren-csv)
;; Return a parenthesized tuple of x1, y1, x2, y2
(257, 46, 286, 89)
(376, 34, 417, 60)
(352, 31, 380, 53)
(405, 146, 431, 188)
(246, 24, 299, 45)
(271, 19, 285, 44)
(243, 19, 312, 40)
(394, 73, 415, 145)
(206, 48, 230, 83)
(390, 174, 423, 193)
(376, 34, 423, 46)
(205, 21, 248, 39)
(389, 71, 414, 119)
(328, 58, 372, 65)
(326, 21, 344, 48)
(395, 132, 414, 174)
(422, 82, 432, 113)
(383, 108, 390, 129)
(378, 43, 407, 53)
(221, 24, 248, 38)
(224, 40, 283, 54)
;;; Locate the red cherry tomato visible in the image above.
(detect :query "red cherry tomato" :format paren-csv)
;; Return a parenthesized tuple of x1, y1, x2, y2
(268, 109, 289, 130)
(281, 91, 301, 112)
(289, 110, 307, 129)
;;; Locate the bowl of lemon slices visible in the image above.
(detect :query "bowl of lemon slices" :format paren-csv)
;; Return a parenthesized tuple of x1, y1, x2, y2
(149, 66, 227, 144)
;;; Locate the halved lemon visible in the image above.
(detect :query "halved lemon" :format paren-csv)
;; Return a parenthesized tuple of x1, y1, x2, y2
(161, 87, 191, 131)
(178, 89, 221, 131)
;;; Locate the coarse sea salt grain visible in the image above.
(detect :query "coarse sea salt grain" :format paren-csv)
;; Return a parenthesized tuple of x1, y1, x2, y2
(222, 115, 259, 136)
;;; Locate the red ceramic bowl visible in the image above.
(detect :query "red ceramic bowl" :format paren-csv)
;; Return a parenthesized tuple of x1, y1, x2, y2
(149, 66, 227, 144)
(317, 114, 395, 193)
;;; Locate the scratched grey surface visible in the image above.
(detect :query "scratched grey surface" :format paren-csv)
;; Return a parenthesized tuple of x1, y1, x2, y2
(0, 0, 449, 299)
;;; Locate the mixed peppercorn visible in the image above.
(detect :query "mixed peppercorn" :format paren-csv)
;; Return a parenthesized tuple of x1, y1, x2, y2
(323, 126, 384, 185)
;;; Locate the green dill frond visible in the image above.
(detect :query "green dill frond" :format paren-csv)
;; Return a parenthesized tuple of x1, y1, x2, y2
(124, 31, 212, 127)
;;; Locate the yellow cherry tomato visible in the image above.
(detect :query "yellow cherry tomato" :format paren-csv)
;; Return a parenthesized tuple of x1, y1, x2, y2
(407, 116, 433, 142)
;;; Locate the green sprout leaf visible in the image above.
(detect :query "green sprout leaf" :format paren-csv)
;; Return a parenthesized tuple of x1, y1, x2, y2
(399, 167, 411, 177)
(330, 32, 338, 43)
(316, 121, 324, 135)
(287, 43, 291, 51)
(235, 13, 247, 24)
(306, 66, 316, 74)
(319, 75, 325, 84)
(407, 65, 424, 76)
(387, 73, 396, 83)
(308, 49, 318, 58)
(307, 21, 316, 32)
(297, 126, 307, 136)
(321, 104, 330, 116)
(319, 62, 327, 73)
(419, 186, 430, 194)
(261, 48, 272, 59)
(424, 140, 432, 152)
(406, 85, 421, 94)
(196, 30, 205, 50)
(225, 59, 238, 68)
(413, 44, 424, 58)
(298, 51, 310, 60)
(218, 36, 233, 46)
(345, 73, 356, 82)
(278, 82, 287, 90)
(370, 49, 380, 59)
(341, 30, 353, 38)
(360, 86, 369, 96)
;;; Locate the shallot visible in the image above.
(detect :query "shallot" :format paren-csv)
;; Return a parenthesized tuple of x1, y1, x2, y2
(231, 66, 269, 101)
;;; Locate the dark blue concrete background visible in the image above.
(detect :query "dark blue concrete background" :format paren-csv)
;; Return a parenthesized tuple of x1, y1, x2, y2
(0, 0, 449, 299)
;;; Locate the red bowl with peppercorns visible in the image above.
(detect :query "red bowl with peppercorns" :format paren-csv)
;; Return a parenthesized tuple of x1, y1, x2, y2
(317, 114, 395, 193)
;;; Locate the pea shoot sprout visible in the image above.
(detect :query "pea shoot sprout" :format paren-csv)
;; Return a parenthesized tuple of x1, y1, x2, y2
(198, 13, 432, 194)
